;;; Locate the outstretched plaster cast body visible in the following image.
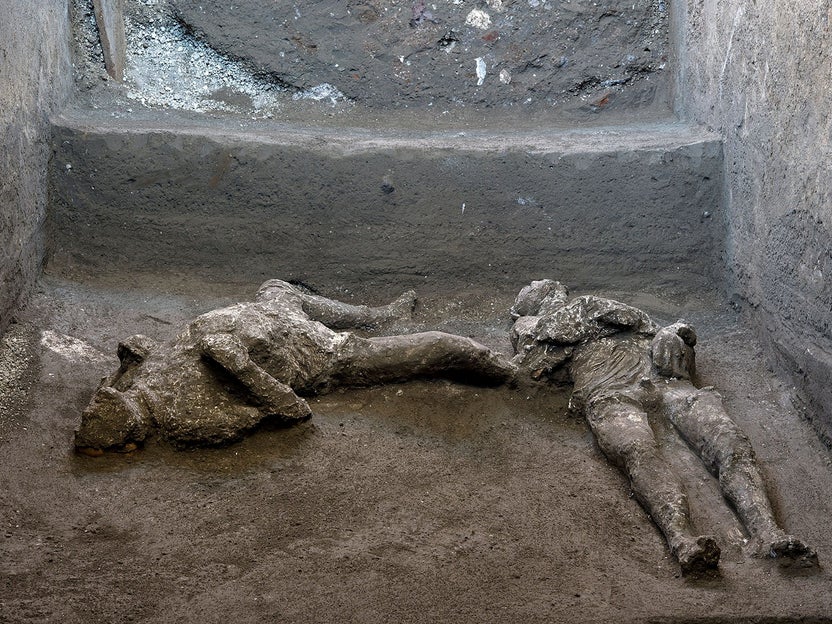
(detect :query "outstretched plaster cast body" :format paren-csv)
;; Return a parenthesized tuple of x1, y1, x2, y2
(510, 279, 817, 574)
(75, 280, 515, 452)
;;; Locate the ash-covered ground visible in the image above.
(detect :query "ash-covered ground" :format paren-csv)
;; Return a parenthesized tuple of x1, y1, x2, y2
(70, 0, 670, 123)
(1, 275, 831, 622)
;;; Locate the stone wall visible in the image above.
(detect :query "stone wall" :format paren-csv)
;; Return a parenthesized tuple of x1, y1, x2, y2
(0, 1, 71, 332)
(676, 1, 832, 442)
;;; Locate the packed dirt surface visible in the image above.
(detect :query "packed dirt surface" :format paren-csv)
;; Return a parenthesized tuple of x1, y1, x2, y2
(171, 0, 669, 109)
(2, 275, 831, 623)
(70, 0, 670, 123)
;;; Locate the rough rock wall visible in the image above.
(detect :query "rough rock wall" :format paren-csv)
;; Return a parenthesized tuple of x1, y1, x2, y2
(0, 1, 71, 332)
(676, 1, 832, 442)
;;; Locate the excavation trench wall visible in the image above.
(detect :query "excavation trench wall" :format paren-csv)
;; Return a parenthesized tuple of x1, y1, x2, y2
(48, 117, 723, 298)
(0, 1, 72, 331)
(676, 0, 832, 442)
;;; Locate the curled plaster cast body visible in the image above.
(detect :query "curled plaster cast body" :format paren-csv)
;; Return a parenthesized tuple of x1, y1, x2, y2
(510, 279, 817, 574)
(76, 279, 515, 451)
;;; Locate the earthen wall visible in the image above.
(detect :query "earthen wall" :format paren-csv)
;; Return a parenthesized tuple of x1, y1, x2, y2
(676, 0, 832, 441)
(0, 0, 72, 331)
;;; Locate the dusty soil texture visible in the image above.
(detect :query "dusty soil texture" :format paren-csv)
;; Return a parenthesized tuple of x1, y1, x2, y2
(48, 109, 725, 315)
(70, 0, 670, 123)
(2, 275, 831, 623)
(171, 0, 669, 112)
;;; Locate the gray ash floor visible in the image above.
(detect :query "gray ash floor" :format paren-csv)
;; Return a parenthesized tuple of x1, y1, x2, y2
(1, 275, 831, 623)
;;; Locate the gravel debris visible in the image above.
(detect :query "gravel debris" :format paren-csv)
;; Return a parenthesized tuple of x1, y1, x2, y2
(72, 0, 347, 116)
(0, 322, 38, 441)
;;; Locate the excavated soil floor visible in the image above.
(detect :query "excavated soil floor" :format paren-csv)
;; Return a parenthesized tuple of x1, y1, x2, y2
(1, 274, 831, 623)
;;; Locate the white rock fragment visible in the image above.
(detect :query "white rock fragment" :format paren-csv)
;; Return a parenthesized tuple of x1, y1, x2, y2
(292, 83, 346, 105)
(40, 330, 111, 363)
(499, 69, 511, 84)
(465, 9, 492, 30)
(487, 0, 504, 10)
(475, 57, 487, 86)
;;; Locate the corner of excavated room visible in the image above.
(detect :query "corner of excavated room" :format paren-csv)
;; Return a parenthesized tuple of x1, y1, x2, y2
(674, 0, 832, 446)
(0, 1, 72, 331)
(1, 1, 832, 622)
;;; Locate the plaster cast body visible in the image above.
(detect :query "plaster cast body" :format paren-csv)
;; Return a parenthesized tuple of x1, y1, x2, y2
(511, 279, 817, 574)
(75, 279, 515, 450)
